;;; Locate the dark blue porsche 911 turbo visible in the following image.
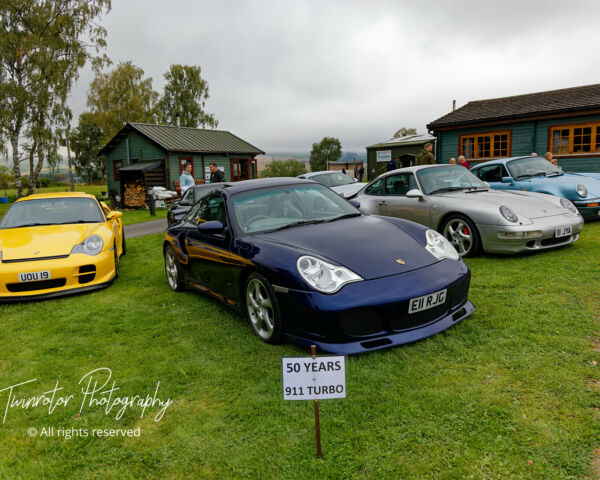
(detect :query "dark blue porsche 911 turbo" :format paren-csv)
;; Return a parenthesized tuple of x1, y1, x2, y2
(162, 178, 474, 354)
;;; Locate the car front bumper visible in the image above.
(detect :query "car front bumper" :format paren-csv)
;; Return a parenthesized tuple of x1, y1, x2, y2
(573, 198, 600, 219)
(477, 214, 584, 254)
(0, 249, 117, 302)
(275, 259, 473, 354)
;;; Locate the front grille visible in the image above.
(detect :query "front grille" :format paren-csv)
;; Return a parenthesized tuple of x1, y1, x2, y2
(387, 302, 449, 331)
(340, 307, 384, 337)
(78, 265, 96, 284)
(2, 255, 69, 264)
(541, 235, 572, 247)
(7, 278, 66, 292)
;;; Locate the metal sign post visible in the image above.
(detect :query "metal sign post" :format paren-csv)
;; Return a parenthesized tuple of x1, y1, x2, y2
(311, 344, 322, 459)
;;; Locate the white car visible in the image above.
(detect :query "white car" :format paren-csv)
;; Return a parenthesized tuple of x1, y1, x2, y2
(298, 170, 364, 197)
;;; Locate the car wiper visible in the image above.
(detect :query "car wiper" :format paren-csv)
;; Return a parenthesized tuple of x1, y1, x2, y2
(531, 171, 548, 177)
(55, 220, 97, 225)
(465, 187, 489, 193)
(513, 174, 533, 180)
(427, 187, 464, 195)
(264, 219, 328, 232)
(546, 171, 564, 177)
(323, 212, 362, 222)
(10, 222, 47, 228)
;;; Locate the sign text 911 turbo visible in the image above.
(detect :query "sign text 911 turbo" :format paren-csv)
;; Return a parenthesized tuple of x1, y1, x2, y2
(281, 356, 346, 400)
(408, 288, 447, 314)
(18, 270, 51, 283)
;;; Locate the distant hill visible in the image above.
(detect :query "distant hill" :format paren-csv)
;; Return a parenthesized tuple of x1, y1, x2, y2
(266, 151, 366, 161)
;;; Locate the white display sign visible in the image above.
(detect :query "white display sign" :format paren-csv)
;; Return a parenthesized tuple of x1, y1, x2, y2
(281, 356, 346, 400)
(376, 150, 392, 163)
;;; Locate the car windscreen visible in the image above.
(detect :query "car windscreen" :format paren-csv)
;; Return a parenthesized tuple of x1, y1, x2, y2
(417, 166, 488, 195)
(506, 157, 562, 179)
(232, 184, 359, 234)
(311, 172, 354, 187)
(0, 197, 104, 229)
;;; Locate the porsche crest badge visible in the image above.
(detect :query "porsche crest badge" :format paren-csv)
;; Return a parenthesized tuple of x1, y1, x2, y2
(396, 259, 405, 265)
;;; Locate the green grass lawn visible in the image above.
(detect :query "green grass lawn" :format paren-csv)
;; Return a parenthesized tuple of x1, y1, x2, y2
(0, 224, 598, 479)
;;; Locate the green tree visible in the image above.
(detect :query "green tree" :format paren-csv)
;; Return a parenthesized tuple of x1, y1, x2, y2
(0, 0, 111, 197)
(393, 127, 417, 138)
(70, 112, 105, 183)
(0, 164, 12, 197)
(260, 158, 306, 178)
(157, 64, 218, 128)
(309, 137, 342, 172)
(87, 61, 158, 144)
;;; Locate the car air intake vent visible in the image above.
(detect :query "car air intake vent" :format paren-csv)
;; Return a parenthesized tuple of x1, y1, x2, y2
(78, 265, 96, 284)
(2, 255, 69, 263)
(7, 279, 66, 292)
(340, 307, 384, 337)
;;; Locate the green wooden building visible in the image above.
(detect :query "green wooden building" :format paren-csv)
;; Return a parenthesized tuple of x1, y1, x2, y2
(366, 134, 436, 179)
(99, 123, 264, 199)
(427, 84, 600, 172)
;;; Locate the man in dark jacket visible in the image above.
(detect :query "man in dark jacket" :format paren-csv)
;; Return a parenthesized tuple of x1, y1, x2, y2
(417, 143, 436, 166)
(386, 158, 397, 171)
(209, 162, 225, 183)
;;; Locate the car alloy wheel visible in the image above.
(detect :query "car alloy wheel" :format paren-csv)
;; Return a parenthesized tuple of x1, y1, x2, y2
(245, 273, 282, 344)
(164, 246, 185, 291)
(442, 215, 481, 257)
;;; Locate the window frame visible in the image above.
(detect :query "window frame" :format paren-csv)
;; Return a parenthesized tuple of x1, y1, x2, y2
(458, 130, 512, 161)
(548, 121, 600, 157)
(112, 160, 124, 182)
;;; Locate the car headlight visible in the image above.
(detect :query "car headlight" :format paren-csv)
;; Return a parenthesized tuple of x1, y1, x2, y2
(297, 255, 362, 293)
(425, 229, 459, 261)
(576, 184, 587, 197)
(560, 198, 578, 214)
(71, 235, 104, 256)
(499, 205, 518, 222)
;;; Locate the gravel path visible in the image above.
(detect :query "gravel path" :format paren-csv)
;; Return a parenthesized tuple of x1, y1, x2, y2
(123, 218, 167, 238)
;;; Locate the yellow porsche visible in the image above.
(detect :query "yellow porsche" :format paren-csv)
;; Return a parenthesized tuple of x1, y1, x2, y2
(0, 192, 125, 302)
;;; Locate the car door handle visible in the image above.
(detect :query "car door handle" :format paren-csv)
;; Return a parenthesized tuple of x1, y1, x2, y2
(378, 200, 388, 206)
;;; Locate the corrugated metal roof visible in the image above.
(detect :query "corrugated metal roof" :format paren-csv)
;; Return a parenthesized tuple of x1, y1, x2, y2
(100, 123, 264, 156)
(131, 123, 264, 154)
(118, 160, 163, 172)
(366, 134, 435, 149)
(428, 83, 600, 130)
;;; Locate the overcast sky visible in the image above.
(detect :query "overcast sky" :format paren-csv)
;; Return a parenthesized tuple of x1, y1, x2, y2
(68, 0, 600, 153)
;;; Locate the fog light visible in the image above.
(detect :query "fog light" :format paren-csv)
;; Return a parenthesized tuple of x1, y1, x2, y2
(498, 231, 542, 239)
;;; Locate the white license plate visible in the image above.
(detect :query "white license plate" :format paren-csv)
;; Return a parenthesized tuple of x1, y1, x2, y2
(555, 226, 572, 238)
(18, 270, 51, 283)
(408, 289, 447, 314)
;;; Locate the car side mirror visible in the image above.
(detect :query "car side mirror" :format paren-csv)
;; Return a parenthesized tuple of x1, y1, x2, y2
(501, 176, 514, 184)
(406, 189, 424, 199)
(107, 211, 122, 219)
(349, 199, 360, 208)
(353, 178, 358, 182)
(198, 220, 224, 234)
(179, 200, 191, 207)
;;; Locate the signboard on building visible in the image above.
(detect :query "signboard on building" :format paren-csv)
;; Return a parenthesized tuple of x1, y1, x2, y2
(376, 150, 392, 163)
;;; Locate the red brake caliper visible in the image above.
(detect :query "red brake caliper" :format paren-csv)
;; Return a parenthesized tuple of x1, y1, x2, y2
(463, 227, 470, 235)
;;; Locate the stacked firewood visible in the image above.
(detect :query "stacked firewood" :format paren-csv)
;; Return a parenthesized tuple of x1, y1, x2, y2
(124, 180, 146, 207)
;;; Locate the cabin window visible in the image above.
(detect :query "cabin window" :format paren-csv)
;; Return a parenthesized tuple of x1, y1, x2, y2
(113, 160, 123, 182)
(550, 122, 600, 155)
(459, 131, 511, 160)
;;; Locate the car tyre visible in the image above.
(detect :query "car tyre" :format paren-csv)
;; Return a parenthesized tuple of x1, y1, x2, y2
(245, 273, 283, 344)
(164, 245, 185, 291)
(120, 230, 126, 256)
(113, 242, 120, 279)
(441, 214, 481, 257)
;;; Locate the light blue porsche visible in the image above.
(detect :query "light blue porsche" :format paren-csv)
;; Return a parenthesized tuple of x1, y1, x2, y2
(471, 156, 600, 220)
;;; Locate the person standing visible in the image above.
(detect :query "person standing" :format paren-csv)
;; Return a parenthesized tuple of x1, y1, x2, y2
(209, 162, 225, 183)
(417, 143, 436, 165)
(357, 163, 364, 182)
(449, 157, 457, 165)
(386, 157, 397, 172)
(179, 161, 195, 195)
(458, 155, 471, 169)
(544, 151, 558, 167)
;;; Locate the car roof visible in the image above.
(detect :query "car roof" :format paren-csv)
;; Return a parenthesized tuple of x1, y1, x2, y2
(15, 192, 98, 203)
(217, 177, 315, 195)
(472, 156, 535, 167)
(299, 170, 339, 178)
